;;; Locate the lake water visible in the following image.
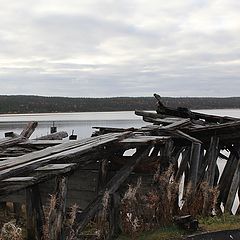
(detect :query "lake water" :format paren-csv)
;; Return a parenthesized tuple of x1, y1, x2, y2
(0, 109, 240, 139)
(0, 111, 144, 139)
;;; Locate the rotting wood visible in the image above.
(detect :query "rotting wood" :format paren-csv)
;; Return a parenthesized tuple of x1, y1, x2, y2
(48, 175, 68, 240)
(20, 121, 38, 139)
(0, 122, 38, 150)
(188, 142, 201, 189)
(35, 131, 68, 140)
(2, 94, 240, 239)
(26, 184, 44, 240)
(97, 159, 109, 192)
(204, 136, 220, 187)
(175, 147, 190, 182)
(225, 161, 240, 213)
(74, 146, 151, 236)
(154, 93, 238, 123)
(0, 132, 132, 181)
(161, 118, 191, 130)
(108, 192, 121, 240)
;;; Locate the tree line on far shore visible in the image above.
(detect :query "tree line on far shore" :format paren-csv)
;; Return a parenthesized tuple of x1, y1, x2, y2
(0, 95, 240, 114)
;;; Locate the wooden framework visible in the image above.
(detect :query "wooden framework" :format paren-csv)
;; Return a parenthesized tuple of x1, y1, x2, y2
(1, 94, 240, 239)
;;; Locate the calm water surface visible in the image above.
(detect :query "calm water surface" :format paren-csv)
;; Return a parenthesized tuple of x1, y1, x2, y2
(0, 111, 144, 138)
(0, 109, 239, 138)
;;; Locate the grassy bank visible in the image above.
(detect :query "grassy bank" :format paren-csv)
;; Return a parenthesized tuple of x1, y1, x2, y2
(116, 214, 240, 240)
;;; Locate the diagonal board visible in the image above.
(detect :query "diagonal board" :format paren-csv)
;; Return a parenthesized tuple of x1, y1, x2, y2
(74, 146, 151, 235)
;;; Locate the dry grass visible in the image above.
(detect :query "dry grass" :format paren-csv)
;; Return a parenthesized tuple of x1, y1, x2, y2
(120, 166, 180, 238)
(181, 182, 220, 217)
(0, 221, 23, 240)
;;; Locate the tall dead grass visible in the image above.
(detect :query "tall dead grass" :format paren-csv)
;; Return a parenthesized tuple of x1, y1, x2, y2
(120, 165, 179, 238)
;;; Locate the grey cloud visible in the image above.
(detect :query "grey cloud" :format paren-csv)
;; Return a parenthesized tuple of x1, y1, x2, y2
(0, 0, 240, 97)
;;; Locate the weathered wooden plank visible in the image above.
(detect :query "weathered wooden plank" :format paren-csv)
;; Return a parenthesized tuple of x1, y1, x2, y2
(172, 130, 202, 144)
(35, 163, 76, 171)
(188, 142, 201, 188)
(2, 177, 35, 182)
(20, 121, 38, 138)
(97, 159, 109, 192)
(205, 136, 220, 187)
(225, 161, 240, 213)
(35, 131, 68, 140)
(154, 93, 238, 123)
(162, 118, 191, 130)
(135, 110, 167, 119)
(48, 176, 68, 240)
(109, 192, 121, 239)
(219, 152, 239, 205)
(19, 140, 64, 147)
(0, 132, 131, 181)
(175, 147, 190, 182)
(26, 185, 44, 240)
(120, 135, 170, 144)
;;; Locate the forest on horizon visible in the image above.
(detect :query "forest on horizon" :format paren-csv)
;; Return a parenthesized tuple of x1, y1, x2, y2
(0, 95, 240, 114)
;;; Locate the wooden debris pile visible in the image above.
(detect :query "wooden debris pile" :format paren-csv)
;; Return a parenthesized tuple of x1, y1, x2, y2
(0, 94, 240, 239)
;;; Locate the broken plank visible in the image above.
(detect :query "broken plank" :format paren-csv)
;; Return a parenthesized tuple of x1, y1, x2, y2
(162, 118, 191, 130)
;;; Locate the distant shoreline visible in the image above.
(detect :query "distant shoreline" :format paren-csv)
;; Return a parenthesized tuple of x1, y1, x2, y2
(0, 95, 240, 114)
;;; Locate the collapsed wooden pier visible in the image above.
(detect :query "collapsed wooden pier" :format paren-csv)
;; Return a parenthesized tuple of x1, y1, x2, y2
(1, 94, 240, 239)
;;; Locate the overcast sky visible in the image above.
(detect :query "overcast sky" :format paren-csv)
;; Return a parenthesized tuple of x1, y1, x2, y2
(0, 0, 240, 97)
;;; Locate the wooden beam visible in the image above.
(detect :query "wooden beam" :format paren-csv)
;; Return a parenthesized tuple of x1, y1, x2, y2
(35, 131, 68, 140)
(48, 176, 68, 240)
(225, 161, 240, 213)
(26, 185, 44, 240)
(188, 142, 201, 189)
(20, 121, 38, 138)
(108, 192, 121, 239)
(161, 119, 191, 130)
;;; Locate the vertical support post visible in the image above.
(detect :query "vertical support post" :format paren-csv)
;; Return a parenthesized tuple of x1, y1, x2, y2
(202, 137, 219, 215)
(13, 203, 22, 225)
(97, 159, 109, 193)
(219, 153, 239, 205)
(225, 161, 240, 213)
(49, 175, 68, 240)
(206, 137, 220, 187)
(159, 140, 174, 173)
(189, 142, 201, 189)
(26, 185, 45, 240)
(108, 192, 121, 239)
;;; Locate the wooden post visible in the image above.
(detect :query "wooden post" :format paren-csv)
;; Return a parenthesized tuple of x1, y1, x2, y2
(225, 161, 240, 213)
(49, 175, 68, 240)
(205, 137, 220, 187)
(189, 142, 201, 189)
(219, 152, 239, 205)
(97, 159, 109, 192)
(26, 185, 44, 240)
(108, 192, 121, 239)
(158, 140, 174, 173)
(13, 203, 22, 225)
